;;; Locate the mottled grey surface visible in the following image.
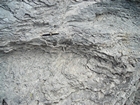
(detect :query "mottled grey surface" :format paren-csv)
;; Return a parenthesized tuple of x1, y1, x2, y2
(0, 0, 140, 105)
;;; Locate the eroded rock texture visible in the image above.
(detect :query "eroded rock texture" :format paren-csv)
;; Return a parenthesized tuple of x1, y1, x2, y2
(0, 0, 140, 105)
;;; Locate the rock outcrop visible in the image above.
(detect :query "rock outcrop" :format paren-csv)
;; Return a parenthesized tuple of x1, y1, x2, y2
(0, 0, 140, 105)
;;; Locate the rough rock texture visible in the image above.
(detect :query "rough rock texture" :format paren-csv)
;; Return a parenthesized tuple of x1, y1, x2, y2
(0, 0, 140, 105)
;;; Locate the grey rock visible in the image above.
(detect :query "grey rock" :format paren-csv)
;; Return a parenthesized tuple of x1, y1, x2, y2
(0, 0, 140, 105)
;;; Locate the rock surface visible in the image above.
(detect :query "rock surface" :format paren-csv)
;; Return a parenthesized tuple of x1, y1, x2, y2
(0, 0, 140, 105)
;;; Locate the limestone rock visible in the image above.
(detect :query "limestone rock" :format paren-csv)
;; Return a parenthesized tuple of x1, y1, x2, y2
(0, 0, 140, 105)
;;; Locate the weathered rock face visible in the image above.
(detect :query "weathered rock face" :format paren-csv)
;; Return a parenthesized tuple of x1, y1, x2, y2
(0, 0, 140, 105)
